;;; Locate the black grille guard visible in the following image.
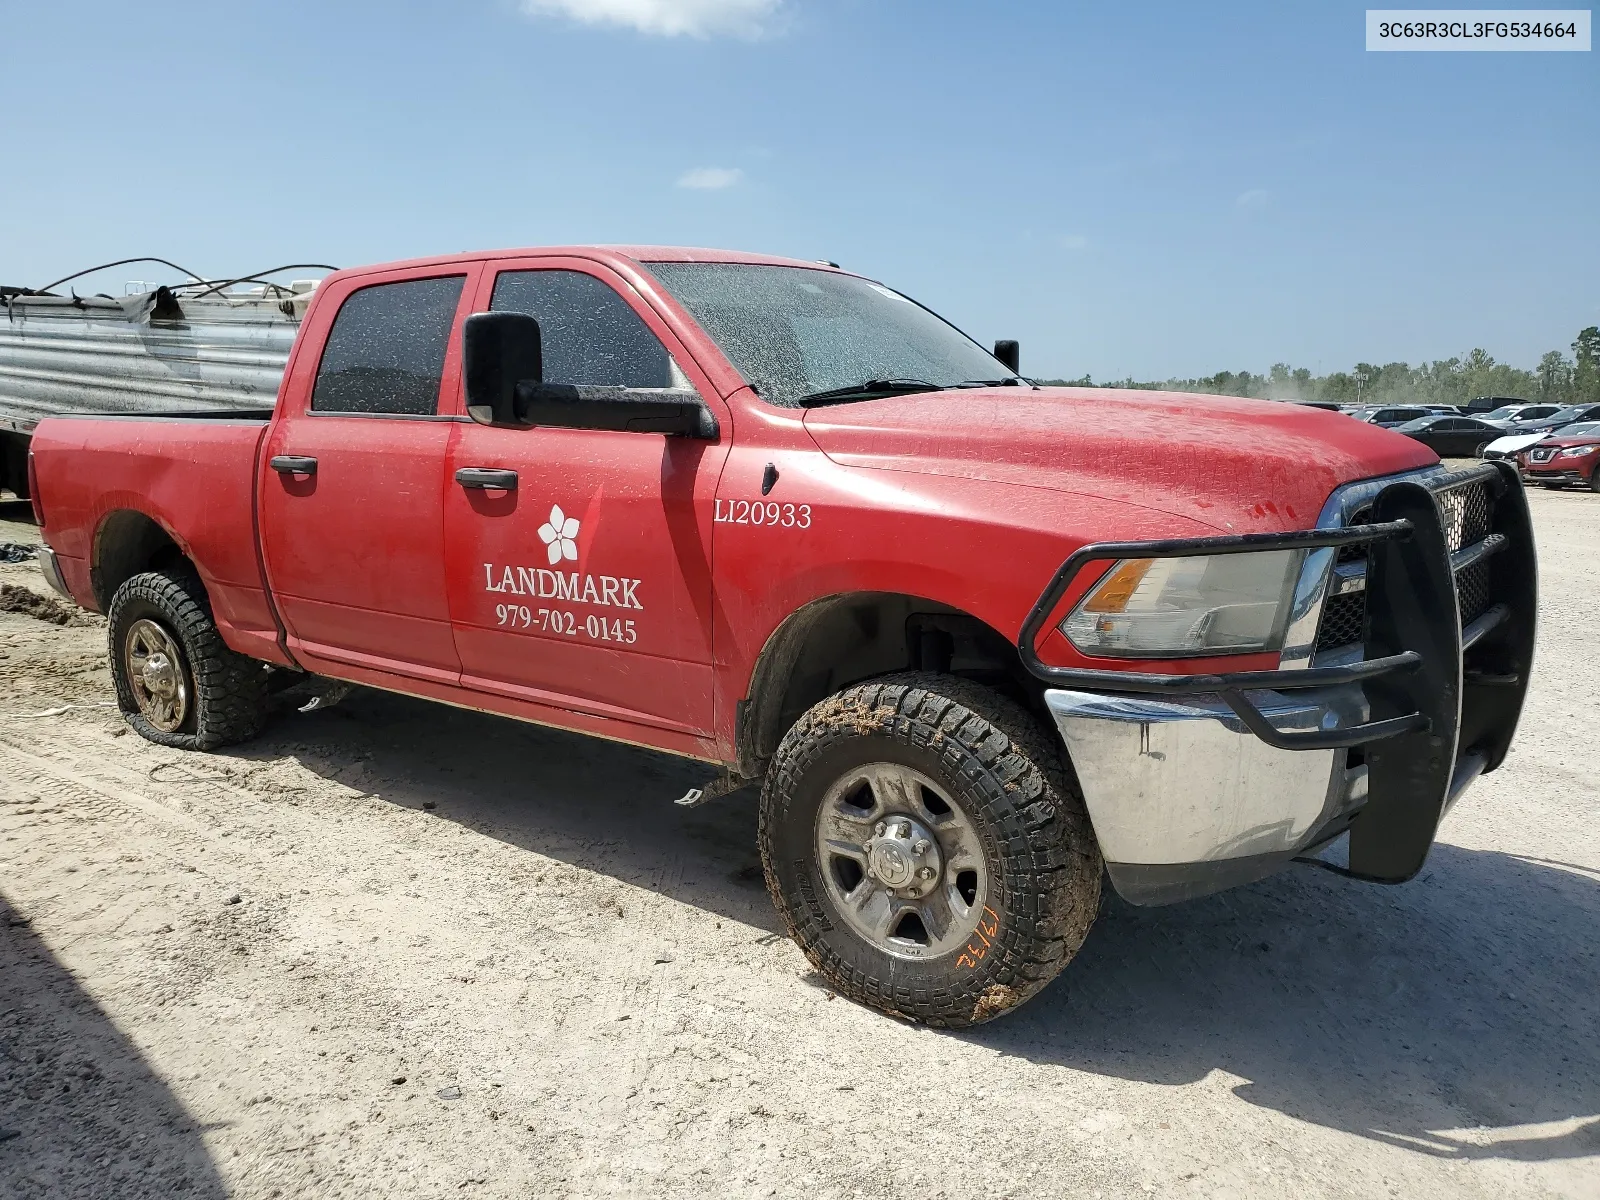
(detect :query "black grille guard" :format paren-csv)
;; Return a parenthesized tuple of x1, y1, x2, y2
(1019, 462, 1534, 748)
(1019, 461, 1538, 883)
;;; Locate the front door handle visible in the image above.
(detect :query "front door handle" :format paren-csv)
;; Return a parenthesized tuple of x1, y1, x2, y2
(270, 455, 318, 476)
(455, 467, 518, 491)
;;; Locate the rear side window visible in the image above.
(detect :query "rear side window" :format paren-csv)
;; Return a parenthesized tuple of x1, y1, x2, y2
(490, 270, 672, 389)
(312, 276, 466, 415)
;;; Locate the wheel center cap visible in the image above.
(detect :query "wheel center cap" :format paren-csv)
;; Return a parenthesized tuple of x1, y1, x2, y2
(142, 652, 176, 698)
(868, 841, 914, 887)
(864, 815, 942, 897)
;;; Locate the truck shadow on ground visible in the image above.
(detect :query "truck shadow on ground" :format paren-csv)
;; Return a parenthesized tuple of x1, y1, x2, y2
(968, 843, 1600, 1165)
(0, 894, 228, 1198)
(247, 689, 1598, 1166)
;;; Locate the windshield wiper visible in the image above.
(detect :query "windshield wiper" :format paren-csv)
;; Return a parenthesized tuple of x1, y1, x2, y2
(949, 378, 1023, 388)
(796, 378, 945, 408)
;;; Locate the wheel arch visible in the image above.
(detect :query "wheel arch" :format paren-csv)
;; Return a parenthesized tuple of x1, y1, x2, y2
(733, 591, 1032, 779)
(91, 509, 193, 611)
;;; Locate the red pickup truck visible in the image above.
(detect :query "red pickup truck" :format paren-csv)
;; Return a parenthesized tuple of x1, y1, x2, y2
(27, 246, 1537, 1026)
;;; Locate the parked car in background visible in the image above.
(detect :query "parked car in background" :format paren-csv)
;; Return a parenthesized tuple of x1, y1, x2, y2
(1477, 403, 1565, 429)
(1391, 414, 1506, 457)
(1463, 395, 1530, 415)
(1351, 405, 1434, 427)
(1495, 402, 1600, 438)
(1520, 430, 1600, 490)
(1482, 419, 1600, 461)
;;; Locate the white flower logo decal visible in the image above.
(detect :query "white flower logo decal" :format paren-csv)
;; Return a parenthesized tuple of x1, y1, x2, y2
(537, 504, 580, 565)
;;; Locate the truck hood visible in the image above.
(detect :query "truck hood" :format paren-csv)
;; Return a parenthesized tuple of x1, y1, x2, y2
(802, 386, 1438, 533)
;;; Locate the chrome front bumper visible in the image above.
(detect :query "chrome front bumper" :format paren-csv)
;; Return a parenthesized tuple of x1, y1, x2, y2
(1046, 686, 1375, 905)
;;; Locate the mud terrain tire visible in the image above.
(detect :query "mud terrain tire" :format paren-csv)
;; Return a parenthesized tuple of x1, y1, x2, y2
(107, 569, 269, 750)
(759, 673, 1101, 1027)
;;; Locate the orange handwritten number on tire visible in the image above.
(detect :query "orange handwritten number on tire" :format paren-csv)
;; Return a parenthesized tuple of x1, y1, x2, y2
(956, 907, 1000, 970)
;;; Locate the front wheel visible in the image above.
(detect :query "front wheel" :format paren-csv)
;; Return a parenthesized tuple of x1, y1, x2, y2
(1589, 466, 1600, 494)
(107, 569, 270, 750)
(759, 674, 1101, 1027)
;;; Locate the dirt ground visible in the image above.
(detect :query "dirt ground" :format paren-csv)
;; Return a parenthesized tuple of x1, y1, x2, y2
(1, 485, 1597, 1200)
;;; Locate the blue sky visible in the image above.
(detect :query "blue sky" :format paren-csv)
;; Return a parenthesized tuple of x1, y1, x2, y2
(2, 1, 1594, 380)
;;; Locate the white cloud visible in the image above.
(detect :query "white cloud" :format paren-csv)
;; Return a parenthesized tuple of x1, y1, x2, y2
(1056, 234, 1090, 251)
(519, 0, 781, 38)
(1235, 188, 1271, 209)
(676, 166, 744, 190)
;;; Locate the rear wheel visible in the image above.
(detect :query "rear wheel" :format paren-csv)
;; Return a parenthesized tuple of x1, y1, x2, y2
(759, 673, 1101, 1027)
(1475, 441, 1492, 457)
(107, 569, 269, 750)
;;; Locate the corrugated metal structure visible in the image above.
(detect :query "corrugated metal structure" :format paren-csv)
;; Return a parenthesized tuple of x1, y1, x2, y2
(0, 287, 301, 438)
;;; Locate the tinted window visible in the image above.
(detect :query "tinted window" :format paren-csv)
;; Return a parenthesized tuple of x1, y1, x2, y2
(312, 276, 465, 415)
(490, 270, 672, 388)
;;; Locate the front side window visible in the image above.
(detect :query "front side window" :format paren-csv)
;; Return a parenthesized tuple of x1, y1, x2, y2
(644, 263, 1016, 409)
(312, 276, 466, 415)
(490, 269, 674, 389)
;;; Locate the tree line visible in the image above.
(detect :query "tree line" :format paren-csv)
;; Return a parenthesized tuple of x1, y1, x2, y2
(1042, 326, 1600, 408)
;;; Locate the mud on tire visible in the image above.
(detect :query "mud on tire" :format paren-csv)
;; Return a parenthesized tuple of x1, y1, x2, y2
(107, 569, 270, 751)
(759, 673, 1102, 1027)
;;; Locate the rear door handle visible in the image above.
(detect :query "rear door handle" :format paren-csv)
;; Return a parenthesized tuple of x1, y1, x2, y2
(455, 467, 518, 491)
(270, 455, 318, 476)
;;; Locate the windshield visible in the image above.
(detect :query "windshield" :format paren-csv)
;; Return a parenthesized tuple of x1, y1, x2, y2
(1395, 417, 1436, 431)
(644, 263, 1017, 408)
(1481, 406, 1522, 421)
(1559, 421, 1600, 437)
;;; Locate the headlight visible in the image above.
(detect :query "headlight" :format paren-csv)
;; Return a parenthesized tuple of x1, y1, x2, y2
(1059, 550, 1302, 658)
(1559, 445, 1596, 458)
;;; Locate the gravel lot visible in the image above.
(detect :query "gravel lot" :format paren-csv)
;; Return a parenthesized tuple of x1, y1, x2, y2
(1, 485, 1597, 1199)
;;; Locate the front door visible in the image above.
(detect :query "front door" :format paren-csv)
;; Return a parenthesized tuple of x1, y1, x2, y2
(442, 260, 730, 736)
(259, 266, 480, 684)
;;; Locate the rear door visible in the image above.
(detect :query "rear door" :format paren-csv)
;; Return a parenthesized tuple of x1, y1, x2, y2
(259, 265, 480, 684)
(442, 259, 730, 737)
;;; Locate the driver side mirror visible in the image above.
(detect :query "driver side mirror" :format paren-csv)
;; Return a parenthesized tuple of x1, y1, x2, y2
(463, 311, 543, 427)
(994, 339, 1020, 374)
(461, 310, 718, 438)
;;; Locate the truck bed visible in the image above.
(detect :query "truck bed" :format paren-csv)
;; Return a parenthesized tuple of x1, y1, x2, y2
(29, 413, 285, 665)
